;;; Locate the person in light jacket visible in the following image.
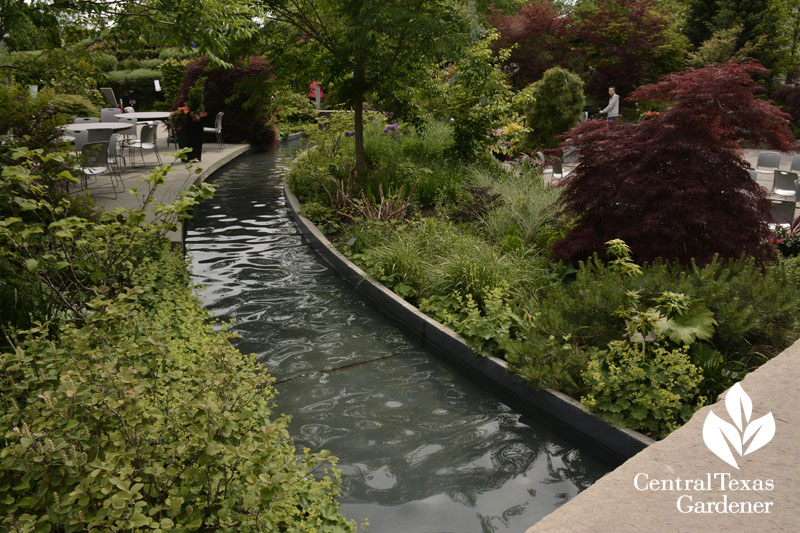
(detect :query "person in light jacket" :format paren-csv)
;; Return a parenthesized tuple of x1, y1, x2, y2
(599, 86, 619, 121)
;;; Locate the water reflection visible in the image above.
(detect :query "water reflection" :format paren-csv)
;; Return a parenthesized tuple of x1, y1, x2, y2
(186, 145, 611, 532)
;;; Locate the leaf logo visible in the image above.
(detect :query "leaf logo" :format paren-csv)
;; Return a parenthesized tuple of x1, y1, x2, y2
(702, 383, 775, 469)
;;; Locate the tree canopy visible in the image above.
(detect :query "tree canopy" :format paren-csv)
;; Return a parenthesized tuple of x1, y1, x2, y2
(256, 0, 475, 174)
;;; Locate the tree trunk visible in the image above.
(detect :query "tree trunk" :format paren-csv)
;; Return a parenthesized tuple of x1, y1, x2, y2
(354, 97, 366, 177)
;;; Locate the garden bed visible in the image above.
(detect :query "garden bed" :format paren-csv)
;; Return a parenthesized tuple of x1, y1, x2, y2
(285, 184, 654, 461)
(285, 116, 800, 441)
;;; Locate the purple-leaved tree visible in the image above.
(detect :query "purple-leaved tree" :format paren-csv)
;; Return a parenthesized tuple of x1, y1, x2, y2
(552, 61, 795, 266)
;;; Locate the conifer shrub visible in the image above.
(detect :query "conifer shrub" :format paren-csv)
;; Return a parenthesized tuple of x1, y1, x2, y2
(508, 252, 800, 401)
(522, 67, 585, 150)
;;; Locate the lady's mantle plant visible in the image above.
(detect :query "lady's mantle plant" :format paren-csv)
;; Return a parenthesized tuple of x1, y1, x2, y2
(581, 240, 711, 439)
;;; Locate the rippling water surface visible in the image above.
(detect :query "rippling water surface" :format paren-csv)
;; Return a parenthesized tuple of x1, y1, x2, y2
(185, 144, 611, 532)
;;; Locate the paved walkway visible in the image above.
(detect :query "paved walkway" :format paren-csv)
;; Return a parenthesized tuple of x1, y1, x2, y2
(82, 123, 249, 243)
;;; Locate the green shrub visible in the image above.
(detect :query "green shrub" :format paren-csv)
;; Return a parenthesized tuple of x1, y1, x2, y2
(420, 283, 522, 357)
(105, 69, 161, 109)
(299, 201, 341, 234)
(5, 47, 104, 105)
(140, 58, 163, 69)
(523, 67, 585, 150)
(287, 116, 467, 209)
(509, 249, 800, 402)
(159, 57, 190, 106)
(343, 217, 549, 358)
(582, 340, 705, 439)
(93, 52, 118, 72)
(286, 146, 348, 204)
(505, 330, 589, 395)
(781, 255, 800, 286)
(0, 137, 352, 530)
(159, 47, 197, 61)
(445, 30, 514, 158)
(578, 241, 708, 438)
(469, 166, 560, 251)
(49, 93, 99, 118)
(0, 249, 353, 531)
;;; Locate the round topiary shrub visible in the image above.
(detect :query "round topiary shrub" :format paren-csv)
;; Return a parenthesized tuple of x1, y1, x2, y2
(174, 56, 277, 146)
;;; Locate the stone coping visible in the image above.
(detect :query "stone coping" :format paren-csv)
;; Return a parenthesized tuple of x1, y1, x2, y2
(527, 339, 799, 532)
(283, 184, 654, 463)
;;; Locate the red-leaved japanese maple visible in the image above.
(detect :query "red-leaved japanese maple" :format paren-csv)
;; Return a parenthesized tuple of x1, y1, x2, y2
(552, 62, 794, 266)
(490, 0, 571, 86)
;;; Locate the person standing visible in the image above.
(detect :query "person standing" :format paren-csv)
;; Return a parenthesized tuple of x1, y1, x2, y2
(599, 86, 619, 121)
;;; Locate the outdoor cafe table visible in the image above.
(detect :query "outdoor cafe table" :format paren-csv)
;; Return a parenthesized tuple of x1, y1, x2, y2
(65, 122, 132, 143)
(115, 111, 171, 122)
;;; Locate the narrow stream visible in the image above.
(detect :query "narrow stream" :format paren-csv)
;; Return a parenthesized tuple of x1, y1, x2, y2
(185, 144, 611, 532)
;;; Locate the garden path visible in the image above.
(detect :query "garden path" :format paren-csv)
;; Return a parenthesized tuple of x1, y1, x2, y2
(82, 122, 249, 243)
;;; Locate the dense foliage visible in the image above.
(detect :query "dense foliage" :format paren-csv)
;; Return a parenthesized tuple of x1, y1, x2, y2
(553, 62, 794, 266)
(288, 115, 464, 210)
(0, 250, 352, 531)
(570, 0, 671, 97)
(489, 0, 570, 86)
(286, 107, 800, 439)
(444, 31, 517, 158)
(174, 56, 277, 145)
(259, 0, 474, 173)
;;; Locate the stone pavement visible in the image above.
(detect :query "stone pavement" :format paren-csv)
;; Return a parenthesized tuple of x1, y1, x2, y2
(82, 122, 249, 243)
(530, 147, 800, 532)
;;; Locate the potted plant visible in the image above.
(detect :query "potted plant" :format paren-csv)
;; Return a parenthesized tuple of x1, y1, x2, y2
(169, 77, 207, 161)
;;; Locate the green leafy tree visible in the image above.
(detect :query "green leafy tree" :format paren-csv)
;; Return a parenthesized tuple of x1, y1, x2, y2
(686, 26, 751, 67)
(685, 0, 790, 81)
(258, 0, 474, 174)
(445, 30, 516, 157)
(523, 66, 585, 150)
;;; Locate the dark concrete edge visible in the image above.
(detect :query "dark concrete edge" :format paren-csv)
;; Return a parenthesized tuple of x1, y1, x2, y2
(280, 132, 306, 143)
(177, 145, 252, 247)
(283, 184, 655, 461)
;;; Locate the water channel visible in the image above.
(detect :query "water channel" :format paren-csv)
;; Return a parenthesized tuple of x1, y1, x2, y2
(185, 144, 612, 532)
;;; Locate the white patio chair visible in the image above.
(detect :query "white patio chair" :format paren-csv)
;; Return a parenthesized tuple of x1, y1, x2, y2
(771, 170, 798, 198)
(126, 123, 162, 166)
(100, 107, 122, 122)
(77, 141, 110, 192)
(203, 111, 225, 151)
(755, 151, 781, 178)
(769, 200, 796, 229)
